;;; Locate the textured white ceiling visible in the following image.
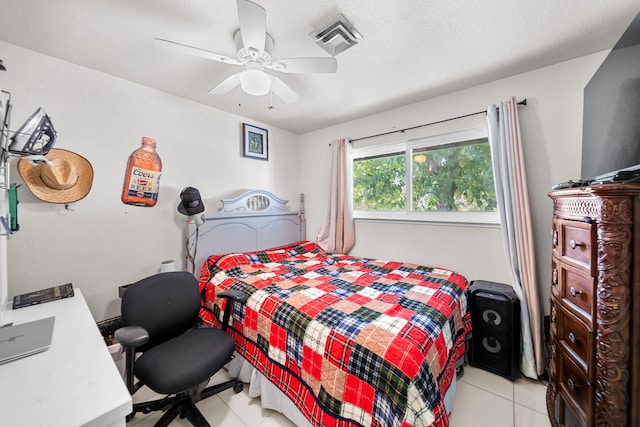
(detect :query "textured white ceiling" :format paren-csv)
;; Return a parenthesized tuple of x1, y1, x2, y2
(0, 0, 638, 134)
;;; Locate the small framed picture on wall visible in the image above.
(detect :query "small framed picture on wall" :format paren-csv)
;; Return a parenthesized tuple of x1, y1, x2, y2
(242, 123, 268, 161)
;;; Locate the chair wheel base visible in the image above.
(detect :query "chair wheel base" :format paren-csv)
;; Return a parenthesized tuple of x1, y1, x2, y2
(234, 382, 243, 393)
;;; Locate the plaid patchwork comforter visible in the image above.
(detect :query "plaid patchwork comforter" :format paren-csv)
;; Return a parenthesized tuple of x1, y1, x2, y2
(198, 241, 471, 427)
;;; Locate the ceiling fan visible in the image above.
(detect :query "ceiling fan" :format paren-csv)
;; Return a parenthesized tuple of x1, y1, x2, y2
(155, 0, 338, 103)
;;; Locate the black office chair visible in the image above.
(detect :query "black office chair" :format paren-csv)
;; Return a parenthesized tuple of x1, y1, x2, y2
(115, 271, 245, 427)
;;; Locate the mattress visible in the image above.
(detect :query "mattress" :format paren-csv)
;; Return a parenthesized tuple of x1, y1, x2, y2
(198, 241, 471, 427)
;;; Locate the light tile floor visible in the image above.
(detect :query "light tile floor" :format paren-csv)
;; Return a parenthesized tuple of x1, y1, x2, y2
(126, 365, 550, 427)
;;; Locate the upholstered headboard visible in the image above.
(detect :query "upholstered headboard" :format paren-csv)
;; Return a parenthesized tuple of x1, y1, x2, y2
(191, 190, 306, 272)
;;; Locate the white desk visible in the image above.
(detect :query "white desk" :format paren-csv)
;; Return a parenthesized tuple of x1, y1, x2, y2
(0, 289, 132, 426)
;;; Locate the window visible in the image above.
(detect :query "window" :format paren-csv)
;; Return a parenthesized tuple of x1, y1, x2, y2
(352, 127, 499, 224)
(353, 151, 406, 211)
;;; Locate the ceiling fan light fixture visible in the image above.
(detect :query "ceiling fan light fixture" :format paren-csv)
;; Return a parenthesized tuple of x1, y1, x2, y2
(239, 69, 271, 96)
(157, 0, 331, 103)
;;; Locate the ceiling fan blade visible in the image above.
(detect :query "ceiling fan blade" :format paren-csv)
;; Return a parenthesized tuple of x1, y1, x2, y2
(209, 74, 241, 95)
(155, 38, 241, 65)
(236, 0, 266, 52)
(270, 76, 299, 103)
(268, 57, 337, 74)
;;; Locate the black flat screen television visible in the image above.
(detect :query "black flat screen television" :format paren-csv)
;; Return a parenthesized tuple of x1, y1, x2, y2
(581, 10, 640, 183)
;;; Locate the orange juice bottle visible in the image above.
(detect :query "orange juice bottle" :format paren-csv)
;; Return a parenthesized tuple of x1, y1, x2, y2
(121, 137, 162, 206)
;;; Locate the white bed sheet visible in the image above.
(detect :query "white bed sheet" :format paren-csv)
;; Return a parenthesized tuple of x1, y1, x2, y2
(224, 351, 459, 426)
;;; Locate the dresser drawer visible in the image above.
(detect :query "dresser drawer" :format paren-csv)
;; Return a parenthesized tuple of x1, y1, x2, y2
(556, 219, 596, 274)
(557, 306, 593, 375)
(558, 349, 593, 420)
(556, 261, 596, 321)
(555, 390, 589, 427)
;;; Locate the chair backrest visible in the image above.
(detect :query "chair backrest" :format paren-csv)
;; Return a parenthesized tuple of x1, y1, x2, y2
(121, 271, 201, 350)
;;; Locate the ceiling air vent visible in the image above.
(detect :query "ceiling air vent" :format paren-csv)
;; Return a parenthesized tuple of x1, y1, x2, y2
(311, 14, 362, 56)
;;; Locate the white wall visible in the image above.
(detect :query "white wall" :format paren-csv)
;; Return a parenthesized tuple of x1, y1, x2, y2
(299, 52, 607, 315)
(0, 41, 300, 320)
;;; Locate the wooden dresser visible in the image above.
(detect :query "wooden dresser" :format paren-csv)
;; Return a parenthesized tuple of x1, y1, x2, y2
(547, 184, 640, 426)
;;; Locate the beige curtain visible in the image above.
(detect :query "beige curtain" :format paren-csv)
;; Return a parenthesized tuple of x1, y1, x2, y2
(317, 138, 355, 254)
(487, 97, 546, 378)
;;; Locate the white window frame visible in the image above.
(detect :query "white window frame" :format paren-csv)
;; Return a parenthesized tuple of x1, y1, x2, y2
(352, 126, 500, 226)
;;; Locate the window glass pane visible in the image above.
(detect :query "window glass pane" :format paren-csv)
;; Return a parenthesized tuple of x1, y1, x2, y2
(412, 138, 496, 212)
(353, 153, 406, 211)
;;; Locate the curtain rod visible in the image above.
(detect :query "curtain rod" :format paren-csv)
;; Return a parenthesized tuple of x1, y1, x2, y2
(350, 98, 527, 143)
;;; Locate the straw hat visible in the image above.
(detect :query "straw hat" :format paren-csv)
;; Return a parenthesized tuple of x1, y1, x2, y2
(18, 148, 94, 204)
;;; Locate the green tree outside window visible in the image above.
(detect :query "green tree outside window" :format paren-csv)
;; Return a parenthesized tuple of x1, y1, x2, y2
(353, 138, 496, 213)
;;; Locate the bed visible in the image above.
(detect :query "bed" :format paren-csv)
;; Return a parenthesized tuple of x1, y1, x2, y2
(193, 190, 471, 427)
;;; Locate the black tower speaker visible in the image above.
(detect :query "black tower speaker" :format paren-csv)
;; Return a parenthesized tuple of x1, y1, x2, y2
(469, 280, 521, 380)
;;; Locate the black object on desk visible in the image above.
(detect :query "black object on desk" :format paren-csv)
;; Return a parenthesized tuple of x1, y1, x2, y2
(12, 283, 74, 309)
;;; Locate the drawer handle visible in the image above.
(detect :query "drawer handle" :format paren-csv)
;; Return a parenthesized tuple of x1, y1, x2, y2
(568, 332, 577, 344)
(552, 230, 558, 246)
(567, 378, 576, 391)
(552, 269, 558, 285)
(570, 239, 584, 249)
(570, 287, 582, 297)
